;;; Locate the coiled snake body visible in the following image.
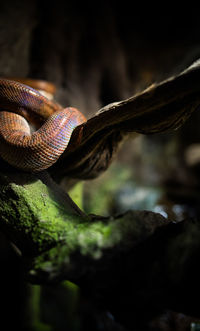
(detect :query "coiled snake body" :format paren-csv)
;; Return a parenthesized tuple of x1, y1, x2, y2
(0, 78, 86, 172)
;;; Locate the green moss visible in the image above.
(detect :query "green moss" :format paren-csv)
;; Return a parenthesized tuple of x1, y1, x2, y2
(12, 181, 81, 223)
(1, 173, 165, 281)
(31, 217, 127, 273)
(0, 177, 86, 253)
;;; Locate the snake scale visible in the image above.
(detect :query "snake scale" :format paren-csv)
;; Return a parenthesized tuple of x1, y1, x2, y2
(0, 78, 86, 172)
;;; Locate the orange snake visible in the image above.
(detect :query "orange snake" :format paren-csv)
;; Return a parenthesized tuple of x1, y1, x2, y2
(0, 78, 86, 172)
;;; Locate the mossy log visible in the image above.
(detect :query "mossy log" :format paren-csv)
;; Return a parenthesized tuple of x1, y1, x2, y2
(1, 171, 200, 329)
(0, 171, 167, 278)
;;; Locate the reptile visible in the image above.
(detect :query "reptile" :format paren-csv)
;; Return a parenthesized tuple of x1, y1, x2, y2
(0, 78, 86, 172)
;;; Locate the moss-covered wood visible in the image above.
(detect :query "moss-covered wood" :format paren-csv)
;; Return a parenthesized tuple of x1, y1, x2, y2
(0, 171, 168, 280)
(1, 170, 200, 330)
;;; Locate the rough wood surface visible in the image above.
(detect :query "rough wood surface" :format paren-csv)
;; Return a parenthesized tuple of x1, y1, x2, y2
(50, 61, 200, 179)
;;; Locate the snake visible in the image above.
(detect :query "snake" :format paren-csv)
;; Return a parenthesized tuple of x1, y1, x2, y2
(0, 78, 86, 172)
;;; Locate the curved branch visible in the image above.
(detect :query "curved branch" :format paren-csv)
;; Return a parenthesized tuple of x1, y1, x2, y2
(50, 60, 200, 179)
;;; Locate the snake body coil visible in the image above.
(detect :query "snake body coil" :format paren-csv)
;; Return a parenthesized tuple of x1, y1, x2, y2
(0, 78, 86, 172)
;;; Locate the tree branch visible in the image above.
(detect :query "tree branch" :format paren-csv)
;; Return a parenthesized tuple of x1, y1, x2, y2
(50, 60, 200, 179)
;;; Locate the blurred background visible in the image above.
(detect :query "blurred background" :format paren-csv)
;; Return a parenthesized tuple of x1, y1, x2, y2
(1, 1, 200, 330)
